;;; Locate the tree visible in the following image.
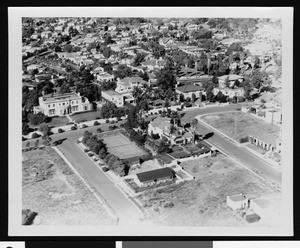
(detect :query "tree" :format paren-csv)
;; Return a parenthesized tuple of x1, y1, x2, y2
(28, 112, 47, 125)
(22, 122, 30, 135)
(54, 46, 62, 52)
(34, 139, 39, 147)
(39, 123, 51, 136)
(179, 93, 185, 102)
(132, 52, 146, 66)
(64, 44, 73, 53)
(191, 93, 196, 103)
(113, 64, 133, 79)
(132, 86, 143, 104)
(156, 57, 177, 90)
(191, 118, 199, 144)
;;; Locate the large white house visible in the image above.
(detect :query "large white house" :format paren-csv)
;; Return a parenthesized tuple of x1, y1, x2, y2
(33, 92, 92, 117)
(101, 90, 124, 107)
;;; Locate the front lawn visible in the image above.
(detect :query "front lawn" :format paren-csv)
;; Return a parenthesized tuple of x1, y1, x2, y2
(47, 116, 70, 127)
(70, 111, 101, 123)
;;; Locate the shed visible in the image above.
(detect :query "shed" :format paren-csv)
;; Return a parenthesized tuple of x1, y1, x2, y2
(226, 194, 248, 210)
(136, 167, 175, 186)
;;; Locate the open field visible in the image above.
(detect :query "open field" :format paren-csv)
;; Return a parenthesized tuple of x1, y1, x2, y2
(201, 111, 280, 144)
(102, 132, 147, 159)
(22, 147, 116, 225)
(136, 154, 281, 227)
(70, 111, 101, 123)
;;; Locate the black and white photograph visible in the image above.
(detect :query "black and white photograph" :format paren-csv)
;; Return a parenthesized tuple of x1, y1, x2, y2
(8, 7, 293, 236)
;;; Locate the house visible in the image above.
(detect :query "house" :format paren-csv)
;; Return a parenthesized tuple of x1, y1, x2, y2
(41, 31, 52, 39)
(218, 74, 244, 88)
(250, 198, 277, 218)
(101, 90, 124, 107)
(115, 76, 148, 94)
(176, 84, 204, 99)
(135, 167, 176, 187)
(159, 37, 174, 48)
(33, 92, 92, 117)
(213, 87, 245, 99)
(148, 117, 172, 138)
(95, 72, 114, 82)
(226, 194, 248, 210)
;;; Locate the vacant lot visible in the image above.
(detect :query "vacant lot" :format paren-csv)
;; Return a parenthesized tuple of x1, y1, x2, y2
(102, 132, 147, 159)
(22, 148, 116, 225)
(70, 111, 101, 123)
(201, 111, 280, 144)
(136, 154, 281, 227)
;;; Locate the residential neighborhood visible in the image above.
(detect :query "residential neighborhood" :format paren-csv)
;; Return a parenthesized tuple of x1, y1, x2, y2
(21, 17, 283, 228)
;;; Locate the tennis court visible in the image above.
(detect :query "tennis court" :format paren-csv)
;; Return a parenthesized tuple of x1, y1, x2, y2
(102, 132, 147, 159)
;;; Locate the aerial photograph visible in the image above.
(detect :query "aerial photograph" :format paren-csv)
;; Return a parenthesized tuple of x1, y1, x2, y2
(20, 16, 284, 229)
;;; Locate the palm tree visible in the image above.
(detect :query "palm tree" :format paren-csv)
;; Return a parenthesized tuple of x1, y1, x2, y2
(170, 110, 180, 127)
(132, 86, 142, 104)
(191, 118, 199, 144)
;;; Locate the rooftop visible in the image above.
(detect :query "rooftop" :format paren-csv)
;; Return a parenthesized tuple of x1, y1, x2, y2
(228, 194, 247, 202)
(136, 167, 175, 183)
(176, 84, 204, 93)
(102, 90, 122, 97)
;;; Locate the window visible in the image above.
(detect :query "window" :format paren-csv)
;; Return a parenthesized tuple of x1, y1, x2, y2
(63, 103, 65, 105)
(49, 109, 55, 115)
(48, 105, 50, 108)
(53, 104, 55, 107)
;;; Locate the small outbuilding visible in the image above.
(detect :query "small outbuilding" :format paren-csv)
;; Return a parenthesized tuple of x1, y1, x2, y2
(226, 194, 248, 210)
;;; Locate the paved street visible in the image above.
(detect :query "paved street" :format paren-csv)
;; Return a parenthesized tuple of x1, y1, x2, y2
(179, 106, 282, 187)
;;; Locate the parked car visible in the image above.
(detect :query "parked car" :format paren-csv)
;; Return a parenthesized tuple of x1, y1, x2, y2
(84, 148, 90, 152)
(102, 167, 109, 172)
(88, 152, 94, 157)
(76, 140, 81, 144)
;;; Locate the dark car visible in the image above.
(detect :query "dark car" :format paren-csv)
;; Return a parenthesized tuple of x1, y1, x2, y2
(102, 167, 109, 172)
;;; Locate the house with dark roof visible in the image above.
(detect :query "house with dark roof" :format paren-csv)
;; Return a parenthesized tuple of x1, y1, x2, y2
(176, 84, 204, 99)
(135, 167, 176, 187)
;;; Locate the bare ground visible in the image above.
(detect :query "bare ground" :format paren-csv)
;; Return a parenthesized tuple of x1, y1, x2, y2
(136, 154, 281, 227)
(22, 147, 116, 225)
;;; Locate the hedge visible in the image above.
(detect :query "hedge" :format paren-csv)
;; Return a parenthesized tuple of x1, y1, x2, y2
(31, 132, 40, 139)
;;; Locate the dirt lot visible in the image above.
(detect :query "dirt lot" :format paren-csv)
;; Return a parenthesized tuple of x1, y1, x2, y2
(136, 154, 281, 227)
(22, 147, 116, 225)
(201, 111, 280, 144)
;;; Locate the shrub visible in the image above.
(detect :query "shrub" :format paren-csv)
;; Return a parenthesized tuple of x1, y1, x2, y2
(96, 117, 100, 120)
(110, 120, 115, 124)
(22, 136, 27, 141)
(108, 126, 114, 130)
(97, 128, 102, 133)
(71, 125, 77, 130)
(82, 124, 87, 128)
(120, 123, 125, 128)
(163, 202, 174, 208)
(31, 132, 40, 139)
(239, 136, 249, 143)
(105, 119, 110, 123)
(58, 128, 64, 133)
(94, 121, 99, 126)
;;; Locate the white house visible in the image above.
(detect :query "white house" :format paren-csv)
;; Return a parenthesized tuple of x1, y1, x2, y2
(213, 87, 245, 99)
(95, 72, 114, 82)
(101, 90, 124, 107)
(226, 194, 248, 210)
(115, 76, 148, 94)
(218, 74, 244, 88)
(33, 92, 92, 117)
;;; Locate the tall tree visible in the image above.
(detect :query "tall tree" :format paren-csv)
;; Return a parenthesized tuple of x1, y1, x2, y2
(191, 118, 199, 144)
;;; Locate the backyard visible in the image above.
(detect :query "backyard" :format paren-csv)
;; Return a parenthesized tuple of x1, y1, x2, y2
(201, 111, 280, 144)
(22, 147, 117, 225)
(136, 154, 281, 227)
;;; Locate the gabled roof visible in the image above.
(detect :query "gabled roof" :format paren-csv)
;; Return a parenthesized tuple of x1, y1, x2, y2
(176, 84, 204, 93)
(150, 117, 171, 131)
(136, 167, 175, 183)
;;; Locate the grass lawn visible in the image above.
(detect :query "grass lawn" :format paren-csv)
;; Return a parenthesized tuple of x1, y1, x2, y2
(136, 154, 281, 227)
(201, 111, 280, 144)
(47, 116, 70, 127)
(70, 111, 102, 123)
(22, 147, 116, 225)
